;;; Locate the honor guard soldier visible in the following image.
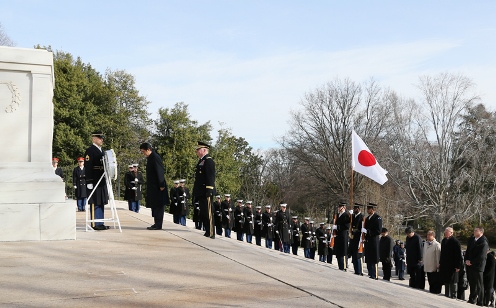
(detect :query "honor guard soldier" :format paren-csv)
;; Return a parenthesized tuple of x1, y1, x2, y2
(193, 141, 216, 239)
(169, 180, 180, 224)
(333, 201, 350, 271)
(309, 221, 317, 259)
(316, 222, 327, 262)
(275, 203, 291, 253)
(52, 157, 64, 180)
(262, 205, 274, 248)
(193, 200, 202, 230)
(72, 157, 87, 211)
(350, 203, 364, 275)
(361, 202, 383, 280)
(254, 206, 263, 246)
(221, 194, 233, 237)
(244, 201, 254, 243)
(124, 164, 144, 213)
(291, 216, 300, 255)
(176, 179, 190, 226)
(326, 226, 333, 264)
(213, 195, 223, 235)
(84, 132, 109, 230)
(301, 218, 312, 258)
(234, 200, 245, 241)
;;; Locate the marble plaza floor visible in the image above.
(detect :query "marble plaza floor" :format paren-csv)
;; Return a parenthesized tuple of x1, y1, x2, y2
(0, 200, 473, 307)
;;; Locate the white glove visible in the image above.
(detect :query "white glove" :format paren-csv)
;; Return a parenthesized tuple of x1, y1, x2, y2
(361, 228, 367, 234)
(132, 187, 137, 190)
(130, 181, 135, 184)
(183, 193, 186, 196)
(73, 186, 77, 189)
(306, 237, 311, 240)
(275, 230, 279, 234)
(135, 178, 138, 182)
(87, 184, 93, 189)
(332, 225, 337, 231)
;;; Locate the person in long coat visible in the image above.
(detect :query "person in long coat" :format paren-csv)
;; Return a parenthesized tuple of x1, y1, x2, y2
(362, 203, 382, 280)
(423, 230, 442, 293)
(193, 200, 202, 230)
(213, 195, 223, 235)
(176, 179, 190, 226)
(193, 141, 216, 239)
(221, 194, 233, 238)
(290, 216, 300, 255)
(379, 228, 395, 281)
(439, 227, 462, 299)
(275, 203, 291, 253)
(72, 157, 87, 211)
(309, 221, 317, 260)
(483, 250, 495, 306)
(124, 164, 144, 213)
(254, 206, 263, 246)
(234, 200, 245, 241)
(169, 180, 179, 224)
(243, 201, 254, 244)
(350, 204, 364, 276)
(300, 218, 311, 258)
(405, 226, 425, 289)
(333, 202, 350, 271)
(140, 142, 169, 230)
(262, 205, 274, 248)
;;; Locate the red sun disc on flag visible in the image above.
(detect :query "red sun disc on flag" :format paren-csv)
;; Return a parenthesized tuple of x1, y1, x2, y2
(358, 150, 377, 167)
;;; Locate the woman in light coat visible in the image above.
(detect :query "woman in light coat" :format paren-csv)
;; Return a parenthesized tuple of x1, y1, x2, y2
(423, 230, 442, 294)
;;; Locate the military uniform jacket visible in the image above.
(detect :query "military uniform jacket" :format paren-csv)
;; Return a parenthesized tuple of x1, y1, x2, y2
(169, 187, 177, 214)
(221, 200, 234, 229)
(333, 212, 350, 257)
(316, 227, 328, 256)
(72, 166, 87, 199)
(300, 223, 311, 248)
(254, 211, 263, 236)
(144, 150, 169, 208)
(193, 154, 216, 198)
(309, 225, 317, 249)
(364, 213, 382, 264)
(243, 207, 254, 235)
(262, 211, 274, 240)
(176, 186, 190, 216)
(275, 210, 291, 243)
(349, 212, 363, 254)
(234, 206, 244, 232)
(55, 167, 64, 180)
(214, 200, 223, 227)
(124, 171, 144, 201)
(84, 144, 108, 205)
(291, 222, 300, 246)
(193, 201, 201, 222)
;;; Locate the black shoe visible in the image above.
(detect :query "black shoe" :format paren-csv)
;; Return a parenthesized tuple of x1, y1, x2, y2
(210, 235, 215, 239)
(147, 226, 162, 230)
(93, 225, 106, 230)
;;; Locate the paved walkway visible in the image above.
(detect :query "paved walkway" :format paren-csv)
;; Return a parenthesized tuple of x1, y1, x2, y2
(0, 201, 473, 307)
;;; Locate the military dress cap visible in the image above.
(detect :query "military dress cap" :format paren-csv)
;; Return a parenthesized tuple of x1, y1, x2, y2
(237, 199, 243, 203)
(246, 201, 253, 204)
(92, 131, 104, 139)
(179, 179, 186, 183)
(292, 216, 298, 219)
(52, 157, 59, 162)
(320, 222, 325, 225)
(224, 194, 231, 197)
(304, 217, 310, 220)
(128, 164, 134, 168)
(196, 141, 210, 149)
(265, 205, 271, 208)
(280, 203, 287, 207)
(216, 195, 221, 199)
(367, 202, 378, 209)
(354, 203, 363, 209)
(339, 201, 347, 206)
(132, 163, 139, 167)
(77, 157, 84, 162)
(326, 226, 332, 230)
(255, 206, 262, 209)
(174, 180, 180, 184)
(309, 220, 315, 224)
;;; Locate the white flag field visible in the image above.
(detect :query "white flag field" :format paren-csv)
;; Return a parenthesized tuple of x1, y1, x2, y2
(351, 130, 388, 185)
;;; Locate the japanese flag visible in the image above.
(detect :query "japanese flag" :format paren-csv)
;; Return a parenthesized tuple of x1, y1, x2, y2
(352, 130, 388, 185)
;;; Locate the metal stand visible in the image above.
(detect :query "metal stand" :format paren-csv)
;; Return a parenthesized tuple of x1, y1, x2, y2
(85, 154, 122, 232)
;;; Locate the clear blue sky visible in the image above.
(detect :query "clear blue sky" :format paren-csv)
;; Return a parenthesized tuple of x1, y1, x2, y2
(1, 1, 495, 149)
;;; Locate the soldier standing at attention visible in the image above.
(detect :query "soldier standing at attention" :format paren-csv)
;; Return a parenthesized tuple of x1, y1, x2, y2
(221, 194, 233, 238)
(193, 141, 216, 239)
(350, 203, 364, 275)
(214, 195, 223, 236)
(244, 201, 254, 243)
(85, 132, 109, 230)
(301, 218, 311, 258)
(169, 180, 179, 224)
(333, 202, 350, 271)
(361, 203, 382, 280)
(291, 216, 300, 255)
(176, 179, 190, 226)
(72, 157, 87, 212)
(275, 203, 291, 254)
(262, 205, 274, 249)
(254, 206, 263, 246)
(234, 200, 245, 241)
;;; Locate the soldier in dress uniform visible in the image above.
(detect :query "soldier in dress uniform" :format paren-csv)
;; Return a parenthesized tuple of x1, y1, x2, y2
(72, 157, 87, 211)
(193, 200, 202, 230)
(301, 217, 311, 258)
(169, 180, 179, 224)
(291, 216, 300, 255)
(262, 205, 274, 249)
(234, 200, 245, 241)
(326, 226, 334, 264)
(221, 194, 233, 237)
(213, 195, 223, 235)
(193, 141, 216, 239)
(275, 203, 291, 254)
(243, 201, 254, 243)
(273, 208, 280, 251)
(362, 202, 383, 280)
(124, 164, 144, 213)
(176, 179, 190, 226)
(52, 157, 64, 180)
(85, 132, 109, 230)
(333, 201, 350, 271)
(254, 206, 263, 246)
(309, 221, 317, 260)
(316, 222, 328, 262)
(350, 203, 364, 275)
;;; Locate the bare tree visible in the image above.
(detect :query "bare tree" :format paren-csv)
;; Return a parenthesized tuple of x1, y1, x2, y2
(0, 22, 15, 46)
(387, 72, 480, 238)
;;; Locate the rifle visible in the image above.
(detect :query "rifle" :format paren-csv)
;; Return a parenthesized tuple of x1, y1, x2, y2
(329, 205, 337, 248)
(358, 217, 366, 254)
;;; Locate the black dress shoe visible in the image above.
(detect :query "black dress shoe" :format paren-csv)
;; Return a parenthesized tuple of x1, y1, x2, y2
(147, 226, 162, 230)
(93, 225, 106, 230)
(210, 235, 215, 239)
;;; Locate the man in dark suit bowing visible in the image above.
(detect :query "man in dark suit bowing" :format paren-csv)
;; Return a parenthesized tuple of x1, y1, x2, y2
(140, 142, 169, 230)
(193, 141, 216, 239)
